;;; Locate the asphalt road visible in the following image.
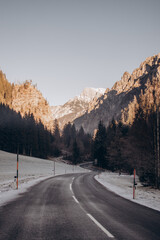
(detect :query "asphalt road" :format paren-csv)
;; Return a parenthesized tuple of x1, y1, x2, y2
(0, 173, 160, 240)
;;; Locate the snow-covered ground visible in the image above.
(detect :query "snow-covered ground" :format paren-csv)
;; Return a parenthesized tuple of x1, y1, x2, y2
(0, 150, 88, 207)
(95, 171, 160, 212)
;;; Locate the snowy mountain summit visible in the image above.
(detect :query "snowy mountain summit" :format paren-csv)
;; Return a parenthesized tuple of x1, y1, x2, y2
(75, 87, 105, 103)
(51, 87, 105, 129)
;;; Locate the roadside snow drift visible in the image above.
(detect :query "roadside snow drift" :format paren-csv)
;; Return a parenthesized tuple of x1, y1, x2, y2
(95, 171, 160, 212)
(0, 150, 87, 206)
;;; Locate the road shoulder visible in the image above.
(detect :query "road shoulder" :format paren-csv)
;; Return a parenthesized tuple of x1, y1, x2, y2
(94, 171, 160, 212)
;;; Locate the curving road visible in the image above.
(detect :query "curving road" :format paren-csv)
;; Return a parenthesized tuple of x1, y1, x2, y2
(0, 173, 160, 240)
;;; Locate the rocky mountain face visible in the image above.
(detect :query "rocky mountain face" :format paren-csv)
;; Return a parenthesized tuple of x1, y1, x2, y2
(0, 75, 54, 130)
(12, 81, 54, 130)
(0, 71, 13, 106)
(74, 53, 160, 134)
(51, 87, 105, 129)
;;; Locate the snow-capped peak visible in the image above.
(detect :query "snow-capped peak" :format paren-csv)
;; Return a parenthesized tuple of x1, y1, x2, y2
(51, 87, 105, 128)
(76, 87, 105, 102)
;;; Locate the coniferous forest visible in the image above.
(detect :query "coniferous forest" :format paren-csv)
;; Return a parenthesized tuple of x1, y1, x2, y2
(93, 106, 160, 188)
(0, 104, 92, 162)
(0, 104, 53, 159)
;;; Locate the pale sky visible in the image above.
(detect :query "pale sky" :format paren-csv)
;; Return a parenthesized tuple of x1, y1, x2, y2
(0, 0, 160, 106)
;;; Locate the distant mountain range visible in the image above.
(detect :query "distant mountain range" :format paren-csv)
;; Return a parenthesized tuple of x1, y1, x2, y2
(0, 53, 160, 134)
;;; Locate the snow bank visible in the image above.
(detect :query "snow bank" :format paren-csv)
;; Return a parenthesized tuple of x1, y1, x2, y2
(95, 172, 160, 212)
(0, 150, 87, 207)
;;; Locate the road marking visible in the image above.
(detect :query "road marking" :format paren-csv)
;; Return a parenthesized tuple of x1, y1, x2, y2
(87, 214, 114, 238)
(72, 177, 75, 180)
(70, 183, 73, 192)
(72, 195, 79, 204)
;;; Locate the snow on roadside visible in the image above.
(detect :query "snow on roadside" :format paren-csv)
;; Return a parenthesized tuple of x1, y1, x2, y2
(95, 171, 160, 212)
(0, 150, 88, 207)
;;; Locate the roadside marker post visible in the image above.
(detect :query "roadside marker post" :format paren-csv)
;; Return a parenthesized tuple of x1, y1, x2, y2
(14, 176, 17, 189)
(16, 146, 19, 190)
(54, 160, 55, 176)
(133, 169, 137, 199)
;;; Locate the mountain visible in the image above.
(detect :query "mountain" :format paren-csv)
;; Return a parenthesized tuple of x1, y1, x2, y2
(51, 87, 105, 129)
(0, 70, 105, 131)
(1, 53, 159, 134)
(0, 74, 54, 130)
(12, 80, 54, 130)
(0, 70, 13, 106)
(74, 53, 160, 134)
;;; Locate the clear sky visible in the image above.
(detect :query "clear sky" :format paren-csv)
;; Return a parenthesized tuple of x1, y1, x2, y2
(0, 0, 160, 106)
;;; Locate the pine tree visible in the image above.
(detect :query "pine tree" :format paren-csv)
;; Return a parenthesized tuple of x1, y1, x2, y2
(72, 139, 80, 164)
(52, 119, 61, 157)
(93, 121, 107, 168)
(53, 119, 60, 141)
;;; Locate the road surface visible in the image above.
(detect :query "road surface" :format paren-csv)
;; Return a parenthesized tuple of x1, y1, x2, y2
(0, 173, 160, 240)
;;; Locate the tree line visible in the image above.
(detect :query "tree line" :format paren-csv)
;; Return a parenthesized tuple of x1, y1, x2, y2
(52, 119, 92, 164)
(93, 104, 160, 188)
(0, 104, 53, 158)
(0, 104, 92, 162)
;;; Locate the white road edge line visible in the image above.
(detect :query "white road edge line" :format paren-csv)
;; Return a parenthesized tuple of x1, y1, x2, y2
(70, 183, 73, 192)
(87, 214, 114, 238)
(72, 195, 79, 204)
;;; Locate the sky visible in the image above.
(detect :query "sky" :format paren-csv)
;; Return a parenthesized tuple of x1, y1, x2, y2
(0, 0, 160, 106)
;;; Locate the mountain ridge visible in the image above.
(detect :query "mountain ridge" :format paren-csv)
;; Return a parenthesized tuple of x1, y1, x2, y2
(0, 53, 159, 134)
(74, 53, 160, 134)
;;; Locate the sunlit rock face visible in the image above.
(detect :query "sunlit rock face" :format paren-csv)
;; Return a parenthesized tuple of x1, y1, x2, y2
(11, 81, 54, 130)
(74, 53, 160, 134)
(0, 75, 54, 131)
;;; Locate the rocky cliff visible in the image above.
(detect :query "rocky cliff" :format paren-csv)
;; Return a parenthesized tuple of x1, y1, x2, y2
(74, 53, 160, 134)
(0, 70, 13, 106)
(12, 80, 54, 130)
(0, 75, 54, 130)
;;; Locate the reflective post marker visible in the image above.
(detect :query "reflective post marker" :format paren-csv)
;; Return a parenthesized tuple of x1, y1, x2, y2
(133, 169, 136, 199)
(54, 160, 55, 176)
(17, 146, 19, 189)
